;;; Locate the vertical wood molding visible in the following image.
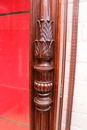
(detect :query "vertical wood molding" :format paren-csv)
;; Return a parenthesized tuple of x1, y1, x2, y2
(58, 0, 68, 130)
(34, 0, 54, 112)
(65, 0, 79, 129)
(31, 0, 61, 129)
(33, 0, 54, 129)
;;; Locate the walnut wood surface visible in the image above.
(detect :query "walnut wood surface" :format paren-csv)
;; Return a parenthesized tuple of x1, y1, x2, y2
(58, 1, 68, 130)
(30, 0, 61, 130)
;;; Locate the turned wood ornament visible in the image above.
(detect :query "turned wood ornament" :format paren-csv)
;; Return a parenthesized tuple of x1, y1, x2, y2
(34, 0, 54, 112)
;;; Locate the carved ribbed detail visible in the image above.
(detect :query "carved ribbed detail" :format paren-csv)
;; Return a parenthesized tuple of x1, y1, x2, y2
(34, 0, 54, 112)
(34, 81, 53, 93)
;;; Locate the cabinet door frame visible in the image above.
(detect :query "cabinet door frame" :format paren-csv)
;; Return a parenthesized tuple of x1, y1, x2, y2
(30, 0, 61, 129)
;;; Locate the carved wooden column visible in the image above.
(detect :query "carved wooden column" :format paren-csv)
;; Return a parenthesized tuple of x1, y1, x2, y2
(34, 0, 54, 129)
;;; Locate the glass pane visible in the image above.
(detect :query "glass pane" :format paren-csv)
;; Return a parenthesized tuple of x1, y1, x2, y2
(0, 1, 30, 130)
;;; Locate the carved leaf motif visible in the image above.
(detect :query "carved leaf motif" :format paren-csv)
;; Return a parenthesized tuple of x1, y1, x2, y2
(42, 40, 53, 57)
(35, 20, 54, 58)
(48, 40, 54, 57)
(38, 20, 53, 41)
(35, 40, 40, 57)
(42, 41, 49, 56)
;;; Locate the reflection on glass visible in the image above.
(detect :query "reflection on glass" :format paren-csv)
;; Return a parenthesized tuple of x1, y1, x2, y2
(0, 0, 30, 129)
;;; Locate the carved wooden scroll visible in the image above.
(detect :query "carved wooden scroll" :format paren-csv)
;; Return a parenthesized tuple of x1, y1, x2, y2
(34, 0, 54, 128)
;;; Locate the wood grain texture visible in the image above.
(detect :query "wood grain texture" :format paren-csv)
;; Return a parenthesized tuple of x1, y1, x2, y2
(58, 0, 68, 130)
(52, 0, 62, 130)
(30, 0, 36, 129)
(30, 0, 61, 129)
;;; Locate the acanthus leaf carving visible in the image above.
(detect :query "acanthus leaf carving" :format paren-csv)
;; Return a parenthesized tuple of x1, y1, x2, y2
(34, 19, 54, 59)
(34, 0, 54, 112)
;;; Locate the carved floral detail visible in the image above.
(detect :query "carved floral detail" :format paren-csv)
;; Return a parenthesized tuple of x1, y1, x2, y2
(34, 20, 54, 58)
